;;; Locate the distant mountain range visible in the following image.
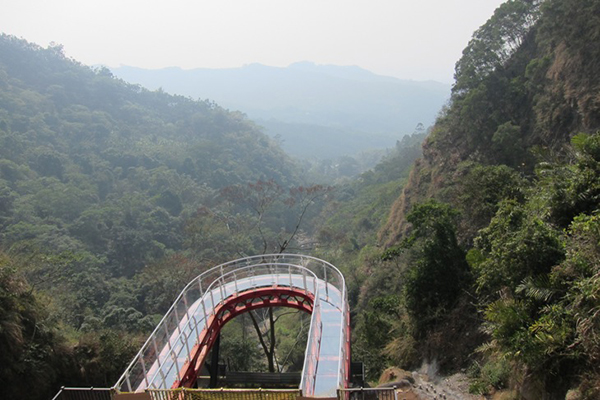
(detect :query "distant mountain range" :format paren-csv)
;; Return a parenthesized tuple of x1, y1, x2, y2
(111, 62, 450, 159)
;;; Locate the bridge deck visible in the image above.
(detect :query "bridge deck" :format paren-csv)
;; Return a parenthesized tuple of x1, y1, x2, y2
(116, 255, 349, 398)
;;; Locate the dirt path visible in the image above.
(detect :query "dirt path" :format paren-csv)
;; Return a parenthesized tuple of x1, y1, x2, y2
(378, 367, 484, 400)
(402, 372, 482, 400)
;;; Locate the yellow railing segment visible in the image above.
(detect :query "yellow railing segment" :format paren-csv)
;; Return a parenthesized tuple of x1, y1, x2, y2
(147, 388, 301, 400)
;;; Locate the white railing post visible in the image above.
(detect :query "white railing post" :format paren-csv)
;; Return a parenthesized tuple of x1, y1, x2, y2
(182, 330, 191, 360)
(182, 291, 191, 322)
(192, 315, 200, 342)
(303, 270, 307, 294)
(165, 336, 180, 385)
(152, 336, 167, 389)
(209, 290, 215, 315)
(219, 278, 225, 302)
(324, 266, 329, 299)
(139, 353, 149, 389)
(202, 298, 208, 323)
(174, 307, 183, 339)
(125, 372, 132, 392)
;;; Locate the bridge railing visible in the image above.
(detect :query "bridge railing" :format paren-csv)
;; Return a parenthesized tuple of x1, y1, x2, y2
(52, 387, 303, 400)
(116, 254, 346, 393)
(147, 388, 301, 400)
(51, 387, 114, 400)
(337, 387, 398, 400)
(118, 263, 319, 392)
(299, 299, 322, 395)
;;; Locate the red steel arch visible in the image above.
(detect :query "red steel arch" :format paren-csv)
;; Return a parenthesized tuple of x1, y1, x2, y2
(175, 286, 315, 388)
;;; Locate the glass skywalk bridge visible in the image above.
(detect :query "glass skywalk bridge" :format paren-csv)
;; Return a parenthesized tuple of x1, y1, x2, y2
(115, 254, 350, 397)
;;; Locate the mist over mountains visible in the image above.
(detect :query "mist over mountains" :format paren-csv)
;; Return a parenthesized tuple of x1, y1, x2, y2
(111, 62, 450, 159)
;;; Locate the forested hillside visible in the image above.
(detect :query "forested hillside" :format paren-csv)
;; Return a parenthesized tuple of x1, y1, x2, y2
(332, 0, 600, 398)
(3, 0, 600, 398)
(0, 35, 329, 399)
(111, 63, 449, 163)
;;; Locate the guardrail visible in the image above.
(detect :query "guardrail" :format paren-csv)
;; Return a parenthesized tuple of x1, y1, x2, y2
(51, 387, 303, 400)
(299, 300, 322, 395)
(147, 388, 301, 400)
(51, 387, 114, 400)
(117, 263, 318, 392)
(115, 254, 348, 396)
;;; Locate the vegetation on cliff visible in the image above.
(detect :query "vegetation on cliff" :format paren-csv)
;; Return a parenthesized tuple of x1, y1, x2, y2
(2, 0, 600, 398)
(346, 0, 600, 398)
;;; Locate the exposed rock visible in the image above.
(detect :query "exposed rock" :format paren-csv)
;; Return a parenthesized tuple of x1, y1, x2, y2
(379, 367, 416, 386)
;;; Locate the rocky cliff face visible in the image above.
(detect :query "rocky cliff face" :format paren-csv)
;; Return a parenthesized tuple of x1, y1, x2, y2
(379, 0, 600, 248)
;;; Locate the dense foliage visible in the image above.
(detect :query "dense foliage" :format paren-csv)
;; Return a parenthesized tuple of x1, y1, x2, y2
(3, 0, 600, 398)
(469, 134, 600, 398)
(347, 0, 600, 398)
(0, 34, 329, 399)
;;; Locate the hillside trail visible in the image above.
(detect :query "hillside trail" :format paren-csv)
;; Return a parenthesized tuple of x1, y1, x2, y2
(378, 367, 487, 400)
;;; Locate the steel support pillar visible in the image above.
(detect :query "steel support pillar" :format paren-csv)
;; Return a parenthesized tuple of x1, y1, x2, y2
(209, 333, 221, 388)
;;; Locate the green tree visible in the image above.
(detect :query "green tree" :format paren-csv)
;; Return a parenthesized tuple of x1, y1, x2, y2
(456, 163, 526, 242)
(219, 316, 265, 372)
(0, 251, 72, 400)
(453, 0, 542, 96)
(401, 200, 470, 335)
(470, 134, 600, 398)
(470, 200, 564, 299)
(536, 133, 600, 228)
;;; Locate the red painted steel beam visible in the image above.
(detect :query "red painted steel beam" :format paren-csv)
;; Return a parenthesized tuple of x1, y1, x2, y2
(174, 287, 315, 389)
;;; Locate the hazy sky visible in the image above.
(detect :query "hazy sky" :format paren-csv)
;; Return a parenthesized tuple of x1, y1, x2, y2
(1, 0, 506, 83)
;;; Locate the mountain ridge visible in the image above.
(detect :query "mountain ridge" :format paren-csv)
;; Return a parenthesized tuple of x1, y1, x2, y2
(110, 62, 450, 159)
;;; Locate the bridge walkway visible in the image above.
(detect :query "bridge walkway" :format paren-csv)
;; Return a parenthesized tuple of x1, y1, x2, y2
(115, 254, 350, 398)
